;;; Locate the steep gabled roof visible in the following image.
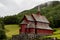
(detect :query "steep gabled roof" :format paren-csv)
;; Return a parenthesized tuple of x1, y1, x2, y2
(32, 14, 49, 23)
(20, 20, 27, 24)
(36, 25, 53, 30)
(26, 23, 53, 30)
(25, 15, 34, 21)
(21, 13, 49, 23)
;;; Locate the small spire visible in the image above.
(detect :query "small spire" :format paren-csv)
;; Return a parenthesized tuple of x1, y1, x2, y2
(38, 5, 40, 12)
(37, 5, 41, 15)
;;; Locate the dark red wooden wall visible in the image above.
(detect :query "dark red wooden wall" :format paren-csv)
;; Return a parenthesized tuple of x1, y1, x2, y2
(37, 29, 53, 35)
(20, 24, 27, 33)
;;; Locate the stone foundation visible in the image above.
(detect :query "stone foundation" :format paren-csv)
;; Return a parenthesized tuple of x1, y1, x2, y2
(12, 34, 57, 40)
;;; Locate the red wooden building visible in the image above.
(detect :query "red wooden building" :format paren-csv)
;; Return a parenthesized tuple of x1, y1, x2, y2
(20, 12, 53, 36)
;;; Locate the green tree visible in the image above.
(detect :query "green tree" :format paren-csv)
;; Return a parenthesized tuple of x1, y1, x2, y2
(4, 15, 19, 24)
(0, 20, 6, 40)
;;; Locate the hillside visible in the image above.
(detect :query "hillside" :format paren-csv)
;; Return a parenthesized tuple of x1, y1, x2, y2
(17, 1, 60, 28)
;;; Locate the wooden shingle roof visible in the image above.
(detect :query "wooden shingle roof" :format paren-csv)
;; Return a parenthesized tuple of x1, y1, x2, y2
(20, 20, 27, 24)
(32, 14, 49, 23)
(26, 23, 53, 30)
(36, 25, 53, 30)
(24, 13, 49, 23)
(21, 12, 50, 24)
(25, 15, 34, 21)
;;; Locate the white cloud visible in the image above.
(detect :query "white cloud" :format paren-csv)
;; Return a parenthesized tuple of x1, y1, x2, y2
(0, 3, 6, 8)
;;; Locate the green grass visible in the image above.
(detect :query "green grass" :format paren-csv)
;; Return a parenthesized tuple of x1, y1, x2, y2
(47, 28, 60, 39)
(52, 28, 60, 39)
(5, 24, 19, 38)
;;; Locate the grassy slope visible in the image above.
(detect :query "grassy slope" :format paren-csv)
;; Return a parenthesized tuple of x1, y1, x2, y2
(50, 28, 60, 39)
(5, 24, 19, 38)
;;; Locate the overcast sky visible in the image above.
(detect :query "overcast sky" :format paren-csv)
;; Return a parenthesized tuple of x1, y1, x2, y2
(0, 0, 60, 17)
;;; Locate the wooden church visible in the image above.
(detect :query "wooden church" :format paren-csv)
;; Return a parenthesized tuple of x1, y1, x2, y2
(20, 6, 53, 36)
